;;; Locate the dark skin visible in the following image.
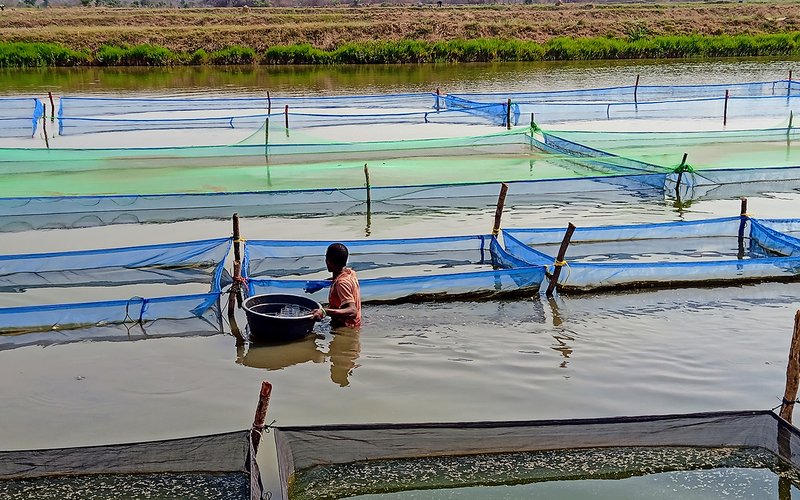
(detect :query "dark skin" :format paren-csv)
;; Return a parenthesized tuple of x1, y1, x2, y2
(312, 256, 358, 323)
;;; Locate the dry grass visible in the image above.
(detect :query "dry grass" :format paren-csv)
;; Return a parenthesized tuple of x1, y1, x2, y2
(0, 3, 798, 52)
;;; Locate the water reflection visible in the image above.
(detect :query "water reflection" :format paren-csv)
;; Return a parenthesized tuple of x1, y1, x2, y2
(236, 327, 363, 387)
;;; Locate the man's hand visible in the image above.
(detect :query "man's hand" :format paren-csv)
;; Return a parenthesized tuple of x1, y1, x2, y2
(304, 280, 329, 294)
(312, 308, 326, 321)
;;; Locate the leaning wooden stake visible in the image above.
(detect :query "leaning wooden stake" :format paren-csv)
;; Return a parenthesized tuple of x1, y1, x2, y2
(634, 73, 640, 105)
(780, 310, 800, 423)
(48, 91, 55, 122)
(435, 87, 441, 112)
(737, 197, 748, 259)
(723, 89, 729, 126)
(492, 182, 509, 237)
(41, 114, 50, 149)
(546, 223, 576, 298)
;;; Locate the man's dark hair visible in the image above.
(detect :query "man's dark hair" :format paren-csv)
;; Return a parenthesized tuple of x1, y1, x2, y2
(326, 243, 349, 267)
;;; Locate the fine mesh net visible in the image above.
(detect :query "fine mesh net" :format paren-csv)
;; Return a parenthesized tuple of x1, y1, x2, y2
(0, 97, 42, 138)
(242, 234, 545, 303)
(449, 80, 800, 124)
(502, 217, 800, 292)
(0, 238, 231, 334)
(274, 410, 800, 500)
(0, 430, 263, 500)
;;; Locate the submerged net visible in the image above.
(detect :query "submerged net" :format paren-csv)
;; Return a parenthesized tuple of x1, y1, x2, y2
(274, 410, 800, 500)
(0, 237, 231, 334)
(242, 234, 544, 303)
(0, 97, 43, 138)
(0, 429, 263, 500)
(502, 217, 800, 291)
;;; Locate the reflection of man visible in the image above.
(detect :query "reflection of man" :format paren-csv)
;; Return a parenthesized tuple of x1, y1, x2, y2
(312, 243, 362, 328)
(328, 328, 361, 387)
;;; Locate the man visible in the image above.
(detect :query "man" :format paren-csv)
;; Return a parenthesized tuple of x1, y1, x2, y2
(311, 243, 361, 328)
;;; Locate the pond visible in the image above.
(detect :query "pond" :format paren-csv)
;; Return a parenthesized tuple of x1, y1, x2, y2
(1, 58, 800, 498)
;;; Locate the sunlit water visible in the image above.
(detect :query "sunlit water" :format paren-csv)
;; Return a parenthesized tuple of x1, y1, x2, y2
(2, 59, 800, 497)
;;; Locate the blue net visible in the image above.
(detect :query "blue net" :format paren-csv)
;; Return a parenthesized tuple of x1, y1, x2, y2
(54, 93, 513, 135)
(242, 234, 545, 303)
(442, 95, 521, 127)
(0, 237, 231, 333)
(449, 80, 800, 124)
(0, 97, 43, 138)
(502, 217, 800, 292)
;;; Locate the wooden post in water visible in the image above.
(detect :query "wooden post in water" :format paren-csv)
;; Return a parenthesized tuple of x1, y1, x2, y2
(228, 260, 241, 318)
(436, 87, 441, 112)
(546, 223, 576, 298)
(737, 197, 748, 260)
(492, 183, 509, 237)
(364, 163, 371, 206)
(530, 112, 535, 129)
(634, 74, 640, 105)
(233, 213, 241, 263)
(41, 114, 50, 149)
(48, 92, 55, 122)
(674, 152, 689, 200)
(284, 104, 289, 137)
(506, 98, 512, 130)
(723, 89, 729, 126)
(779, 310, 800, 423)
(251, 380, 273, 451)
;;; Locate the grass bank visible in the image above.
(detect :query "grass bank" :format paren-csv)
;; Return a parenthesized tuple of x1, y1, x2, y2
(3, 33, 800, 67)
(1, 3, 800, 66)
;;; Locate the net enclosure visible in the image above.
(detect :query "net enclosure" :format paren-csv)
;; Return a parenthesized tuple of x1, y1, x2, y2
(503, 217, 800, 292)
(533, 126, 800, 200)
(273, 410, 800, 500)
(0, 383, 275, 500)
(0, 97, 43, 138)
(448, 79, 800, 125)
(55, 92, 512, 135)
(242, 234, 545, 304)
(0, 237, 231, 335)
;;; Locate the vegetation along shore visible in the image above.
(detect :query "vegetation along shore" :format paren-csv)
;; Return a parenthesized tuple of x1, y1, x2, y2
(1, 3, 800, 66)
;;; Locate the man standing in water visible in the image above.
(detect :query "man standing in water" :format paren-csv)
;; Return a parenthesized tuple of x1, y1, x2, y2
(311, 243, 362, 328)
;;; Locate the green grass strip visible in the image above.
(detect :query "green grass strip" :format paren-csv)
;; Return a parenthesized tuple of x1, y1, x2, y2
(3, 33, 800, 67)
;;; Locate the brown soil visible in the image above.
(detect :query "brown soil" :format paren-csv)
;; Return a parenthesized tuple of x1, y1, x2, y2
(0, 3, 798, 52)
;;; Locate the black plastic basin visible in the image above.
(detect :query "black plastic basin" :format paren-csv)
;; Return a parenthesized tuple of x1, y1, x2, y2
(243, 293, 321, 343)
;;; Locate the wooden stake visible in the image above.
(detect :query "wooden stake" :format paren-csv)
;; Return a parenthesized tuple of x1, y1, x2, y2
(435, 87, 440, 112)
(546, 223, 576, 298)
(737, 197, 748, 260)
(284, 104, 289, 138)
(674, 152, 688, 200)
(530, 112, 535, 129)
(506, 98, 512, 130)
(41, 114, 50, 149)
(364, 163, 371, 206)
(779, 310, 800, 423)
(634, 73, 640, 105)
(233, 212, 241, 263)
(251, 380, 273, 451)
(723, 89, 729, 126)
(492, 182, 509, 236)
(267, 91, 271, 115)
(48, 91, 55, 122)
(789, 110, 794, 133)
(228, 260, 241, 319)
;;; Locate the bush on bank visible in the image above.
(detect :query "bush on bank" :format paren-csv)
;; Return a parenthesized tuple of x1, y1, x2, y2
(2, 33, 800, 67)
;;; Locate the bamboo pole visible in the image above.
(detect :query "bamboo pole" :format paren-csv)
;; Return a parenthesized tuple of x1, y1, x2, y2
(492, 182, 509, 237)
(790, 70, 794, 98)
(233, 213, 241, 263)
(228, 260, 241, 319)
(723, 89, 729, 126)
(364, 163, 371, 206)
(436, 87, 441, 112)
(251, 380, 273, 451)
(634, 74, 640, 105)
(546, 223, 576, 298)
(737, 197, 748, 260)
(779, 310, 800, 423)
